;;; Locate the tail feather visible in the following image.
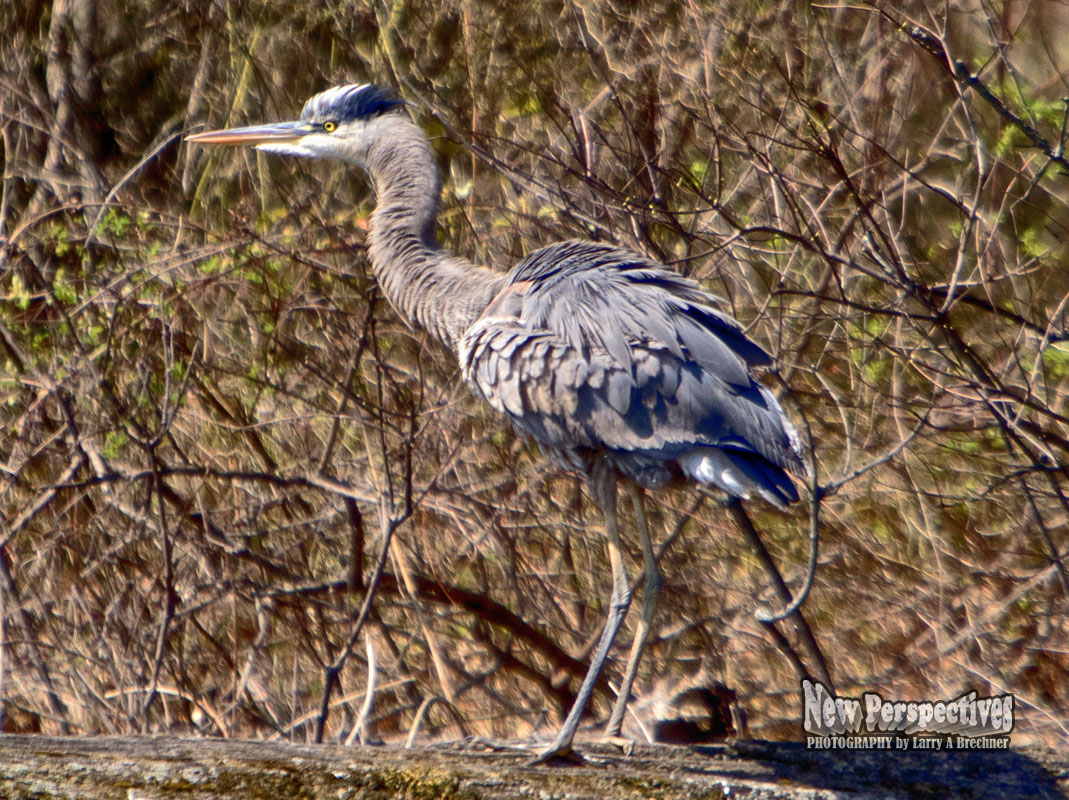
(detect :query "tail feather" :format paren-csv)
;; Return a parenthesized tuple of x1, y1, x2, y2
(678, 447, 799, 509)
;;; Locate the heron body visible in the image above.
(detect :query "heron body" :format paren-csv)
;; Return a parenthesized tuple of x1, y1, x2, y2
(460, 239, 804, 503)
(187, 83, 805, 761)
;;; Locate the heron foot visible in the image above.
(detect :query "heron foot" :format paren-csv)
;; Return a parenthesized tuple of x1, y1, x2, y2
(528, 742, 589, 766)
(600, 734, 635, 756)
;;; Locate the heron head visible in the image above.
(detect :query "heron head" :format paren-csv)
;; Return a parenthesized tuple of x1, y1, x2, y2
(186, 84, 408, 165)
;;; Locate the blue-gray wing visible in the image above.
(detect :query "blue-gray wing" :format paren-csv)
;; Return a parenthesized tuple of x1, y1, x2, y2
(458, 241, 806, 506)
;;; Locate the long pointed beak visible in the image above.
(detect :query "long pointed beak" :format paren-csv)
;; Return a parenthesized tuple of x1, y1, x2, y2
(186, 120, 311, 146)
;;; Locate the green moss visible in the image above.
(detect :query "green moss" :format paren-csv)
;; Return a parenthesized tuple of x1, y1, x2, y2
(374, 766, 473, 799)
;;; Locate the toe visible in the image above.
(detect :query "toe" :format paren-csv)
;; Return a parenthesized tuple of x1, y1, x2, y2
(601, 734, 635, 756)
(529, 744, 588, 766)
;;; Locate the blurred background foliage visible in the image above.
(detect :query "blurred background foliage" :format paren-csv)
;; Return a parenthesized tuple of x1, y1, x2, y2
(1, 0, 1067, 746)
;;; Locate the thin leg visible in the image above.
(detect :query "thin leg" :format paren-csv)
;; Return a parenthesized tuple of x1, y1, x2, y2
(603, 484, 661, 747)
(533, 466, 631, 765)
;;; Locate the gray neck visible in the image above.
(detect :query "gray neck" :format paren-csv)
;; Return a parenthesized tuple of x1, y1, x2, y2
(364, 113, 505, 352)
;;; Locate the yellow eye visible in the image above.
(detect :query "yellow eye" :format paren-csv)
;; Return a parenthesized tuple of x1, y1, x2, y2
(323, 121, 337, 133)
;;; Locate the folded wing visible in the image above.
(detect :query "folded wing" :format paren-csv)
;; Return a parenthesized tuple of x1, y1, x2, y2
(459, 241, 806, 506)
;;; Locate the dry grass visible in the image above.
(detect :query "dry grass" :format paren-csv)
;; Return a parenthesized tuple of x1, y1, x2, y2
(1, 0, 1066, 747)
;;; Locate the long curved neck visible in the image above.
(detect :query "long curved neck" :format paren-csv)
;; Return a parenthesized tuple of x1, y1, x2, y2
(363, 114, 504, 352)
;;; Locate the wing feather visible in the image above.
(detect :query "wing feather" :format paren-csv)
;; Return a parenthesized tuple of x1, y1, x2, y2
(458, 240, 806, 498)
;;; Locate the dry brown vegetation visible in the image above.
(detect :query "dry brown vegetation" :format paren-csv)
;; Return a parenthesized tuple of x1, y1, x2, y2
(1, 0, 1067, 749)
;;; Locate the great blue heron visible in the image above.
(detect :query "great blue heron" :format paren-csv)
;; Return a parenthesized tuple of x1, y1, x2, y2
(187, 83, 806, 763)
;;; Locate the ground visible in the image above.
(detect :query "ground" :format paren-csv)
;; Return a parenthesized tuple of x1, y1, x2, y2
(0, 735, 1065, 799)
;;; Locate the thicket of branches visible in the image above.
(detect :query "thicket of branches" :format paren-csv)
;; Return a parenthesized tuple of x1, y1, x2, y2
(1, 0, 1066, 746)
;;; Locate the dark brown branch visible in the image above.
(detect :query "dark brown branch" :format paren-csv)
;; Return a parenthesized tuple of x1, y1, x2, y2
(724, 498, 833, 691)
(900, 20, 1069, 172)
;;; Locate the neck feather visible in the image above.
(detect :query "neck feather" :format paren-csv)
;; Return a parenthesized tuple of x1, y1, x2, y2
(363, 114, 504, 352)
